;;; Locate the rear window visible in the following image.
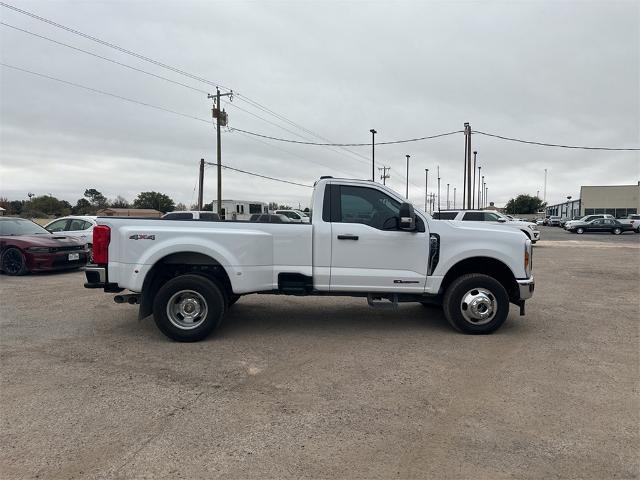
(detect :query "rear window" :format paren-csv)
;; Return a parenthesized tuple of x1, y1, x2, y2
(462, 212, 484, 221)
(432, 212, 458, 220)
(163, 213, 193, 220)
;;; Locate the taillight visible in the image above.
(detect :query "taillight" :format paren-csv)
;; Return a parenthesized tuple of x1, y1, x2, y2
(93, 225, 110, 265)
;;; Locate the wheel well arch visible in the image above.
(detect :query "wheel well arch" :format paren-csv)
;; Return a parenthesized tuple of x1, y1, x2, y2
(519, 229, 532, 240)
(138, 251, 233, 319)
(440, 256, 519, 301)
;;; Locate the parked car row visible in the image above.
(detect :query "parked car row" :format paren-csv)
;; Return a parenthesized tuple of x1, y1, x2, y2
(432, 210, 540, 243)
(0, 218, 88, 275)
(564, 218, 635, 235)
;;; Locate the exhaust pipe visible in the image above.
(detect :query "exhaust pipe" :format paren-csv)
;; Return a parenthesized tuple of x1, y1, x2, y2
(114, 294, 140, 305)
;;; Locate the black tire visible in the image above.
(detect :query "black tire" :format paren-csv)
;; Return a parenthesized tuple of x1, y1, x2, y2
(442, 273, 509, 334)
(1, 248, 28, 276)
(576, 228, 584, 234)
(152, 274, 226, 342)
(612, 227, 622, 235)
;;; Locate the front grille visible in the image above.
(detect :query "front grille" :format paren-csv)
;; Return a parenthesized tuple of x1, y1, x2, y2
(51, 245, 84, 252)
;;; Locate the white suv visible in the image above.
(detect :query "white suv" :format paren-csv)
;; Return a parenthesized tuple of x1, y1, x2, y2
(433, 210, 540, 243)
(274, 210, 310, 223)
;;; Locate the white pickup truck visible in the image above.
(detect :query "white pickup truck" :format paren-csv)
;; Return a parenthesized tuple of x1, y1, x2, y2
(85, 177, 534, 341)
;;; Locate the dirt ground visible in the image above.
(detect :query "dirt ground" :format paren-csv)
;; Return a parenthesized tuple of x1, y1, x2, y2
(1, 233, 638, 479)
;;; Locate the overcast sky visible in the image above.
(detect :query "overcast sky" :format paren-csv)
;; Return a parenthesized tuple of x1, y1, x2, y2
(1, 0, 638, 210)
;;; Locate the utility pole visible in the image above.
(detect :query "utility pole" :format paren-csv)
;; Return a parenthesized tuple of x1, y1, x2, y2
(481, 176, 485, 209)
(454, 187, 456, 209)
(197, 158, 205, 210)
(405, 155, 410, 199)
(465, 123, 472, 209)
(437, 166, 441, 213)
(370, 129, 377, 182)
(424, 169, 429, 212)
(477, 164, 482, 209)
(472, 151, 477, 209)
(208, 87, 233, 216)
(463, 123, 468, 209)
(446, 183, 450, 209)
(543, 168, 548, 203)
(485, 186, 488, 207)
(378, 166, 390, 185)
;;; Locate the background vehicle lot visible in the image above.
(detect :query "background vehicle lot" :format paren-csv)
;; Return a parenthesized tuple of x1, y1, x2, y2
(1, 234, 638, 478)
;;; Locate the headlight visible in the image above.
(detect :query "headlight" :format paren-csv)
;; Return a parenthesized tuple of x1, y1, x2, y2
(26, 247, 51, 253)
(524, 239, 532, 277)
(528, 224, 537, 231)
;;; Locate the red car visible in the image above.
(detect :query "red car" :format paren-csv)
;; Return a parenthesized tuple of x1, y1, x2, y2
(0, 218, 88, 275)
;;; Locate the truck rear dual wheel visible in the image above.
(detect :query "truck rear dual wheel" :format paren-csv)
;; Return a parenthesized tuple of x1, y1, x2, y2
(153, 274, 226, 342)
(443, 273, 509, 334)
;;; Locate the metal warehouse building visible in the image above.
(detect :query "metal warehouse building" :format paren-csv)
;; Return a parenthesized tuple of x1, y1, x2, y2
(546, 183, 640, 218)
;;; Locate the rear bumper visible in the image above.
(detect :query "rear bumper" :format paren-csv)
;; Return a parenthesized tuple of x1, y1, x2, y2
(517, 276, 535, 300)
(84, 265, 122, 292)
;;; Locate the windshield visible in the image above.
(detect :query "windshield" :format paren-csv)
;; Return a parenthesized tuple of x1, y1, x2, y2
(0, 219, 50, 236)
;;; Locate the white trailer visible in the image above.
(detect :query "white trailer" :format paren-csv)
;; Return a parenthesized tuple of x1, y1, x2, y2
(210, 200, 268, 220)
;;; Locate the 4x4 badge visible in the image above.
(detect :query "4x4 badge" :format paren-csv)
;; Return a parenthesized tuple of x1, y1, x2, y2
(129, 234, 155, 240)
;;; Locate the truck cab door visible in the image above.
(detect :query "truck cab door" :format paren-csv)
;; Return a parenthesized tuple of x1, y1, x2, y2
(328, 184, 429, 293)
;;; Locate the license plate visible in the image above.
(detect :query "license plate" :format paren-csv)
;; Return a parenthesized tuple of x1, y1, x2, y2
(68, 253, 80, 261)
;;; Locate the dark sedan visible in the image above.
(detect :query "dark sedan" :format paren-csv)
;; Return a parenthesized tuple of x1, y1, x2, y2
(0, 218, 88, 275)
(565, 218, 634, 235)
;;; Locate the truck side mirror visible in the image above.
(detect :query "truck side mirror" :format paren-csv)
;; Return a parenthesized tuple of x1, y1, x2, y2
(398, 202, 416, 231)
(497, 218, 506, 223)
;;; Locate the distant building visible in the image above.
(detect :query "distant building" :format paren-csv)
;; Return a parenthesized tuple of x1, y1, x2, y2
(96, 208, 162, 217)
(484, 202, 505, 213)
(545, 183, 639, 218)
(0, 207, 5, 216)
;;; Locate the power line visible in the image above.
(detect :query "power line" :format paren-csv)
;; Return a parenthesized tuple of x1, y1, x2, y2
(0, 22, 210, 94)
(0, 62, 214, 124)
(473, 130, 640, 151)
(229, 127, 464, 147)
(205, 162, 312, 188)
(0, 2, 232, 91)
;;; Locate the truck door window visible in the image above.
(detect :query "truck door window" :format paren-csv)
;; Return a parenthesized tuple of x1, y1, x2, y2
(338, 186, 400, 230)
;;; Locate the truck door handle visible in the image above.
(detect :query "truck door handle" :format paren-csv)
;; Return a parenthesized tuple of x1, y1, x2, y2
(337, 234, 359, 240)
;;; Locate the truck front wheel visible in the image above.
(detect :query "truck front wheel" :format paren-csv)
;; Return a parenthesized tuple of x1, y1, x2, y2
(153, 274, 226, 342)
(442, 273, 509, 334)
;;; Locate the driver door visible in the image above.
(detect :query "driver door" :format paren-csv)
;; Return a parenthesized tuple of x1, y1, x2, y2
(329, 184, 429, 293)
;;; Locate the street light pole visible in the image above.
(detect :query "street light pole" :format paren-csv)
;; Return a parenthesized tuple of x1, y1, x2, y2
(454, 187, 456, 209)
(405, 155, 410, 199)
(370, 129, 377, 182)
(446, 183, 450, 209)
(472, 151, 477, 209)
(424, 169, 429, 212)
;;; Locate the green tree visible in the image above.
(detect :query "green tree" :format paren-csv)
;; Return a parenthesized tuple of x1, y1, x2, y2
(110, 195, 130, 209)
(133, 191, 175, 213)
(72, 198, 94, 215)
(504, 195, 546, 214)
(84, 188, 108, 209)
(25, 195, 71, 216)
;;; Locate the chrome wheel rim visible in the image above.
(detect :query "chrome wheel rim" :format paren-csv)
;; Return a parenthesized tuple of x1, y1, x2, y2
(166, 290, 208, 330)
(460, 288, 496, 325)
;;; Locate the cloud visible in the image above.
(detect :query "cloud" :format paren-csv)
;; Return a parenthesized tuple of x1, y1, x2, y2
(1, 0, 638, 209)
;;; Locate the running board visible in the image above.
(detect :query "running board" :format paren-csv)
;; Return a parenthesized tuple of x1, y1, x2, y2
(367, 294, 399, 310)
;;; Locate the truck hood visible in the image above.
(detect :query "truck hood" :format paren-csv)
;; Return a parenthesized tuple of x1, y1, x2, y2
(433, 220, 529, 239)
(1, 234, 84, 247)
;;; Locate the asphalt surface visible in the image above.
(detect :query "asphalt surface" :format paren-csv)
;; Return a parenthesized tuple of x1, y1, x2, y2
(1, 235, 638, 479)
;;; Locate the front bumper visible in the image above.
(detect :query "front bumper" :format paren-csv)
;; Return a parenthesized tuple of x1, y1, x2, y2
(517, 276, 535, 300)
(27, 251, 88, 272)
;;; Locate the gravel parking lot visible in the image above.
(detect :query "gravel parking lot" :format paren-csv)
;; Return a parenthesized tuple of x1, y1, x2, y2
(1, 232, 638, 479)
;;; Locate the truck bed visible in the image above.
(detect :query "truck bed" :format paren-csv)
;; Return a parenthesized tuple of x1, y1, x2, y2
(97, 217, 313, 294)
